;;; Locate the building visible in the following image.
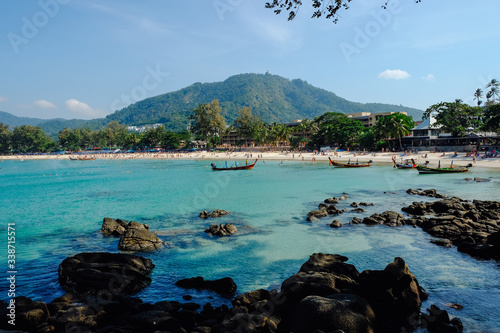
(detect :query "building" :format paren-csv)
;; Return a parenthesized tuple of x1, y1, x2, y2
(346, 111, 408, 128)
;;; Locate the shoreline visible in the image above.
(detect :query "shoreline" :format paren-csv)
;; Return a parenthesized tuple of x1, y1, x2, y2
(2, 150, 500, 168)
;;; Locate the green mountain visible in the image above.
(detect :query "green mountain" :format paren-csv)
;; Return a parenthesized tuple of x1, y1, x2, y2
(104, 73, 423, 131)
(1, 73, 424, 135)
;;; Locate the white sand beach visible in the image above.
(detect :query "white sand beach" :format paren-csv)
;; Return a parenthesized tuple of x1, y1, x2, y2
(2, 150, 499, 168)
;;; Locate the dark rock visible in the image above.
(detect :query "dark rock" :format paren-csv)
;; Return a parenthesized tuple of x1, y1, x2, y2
(474, 177, 491, 182)
(402, 201, 429, 216)
(356, 257, 425, 331)
(307, 210, 328, 221)
(351, 217, 362, 224)
(422, 304, 463, 333)
(327, 205, 346, 215)
(299, 253, 359, 280)
(431, 199, 466, 214)
(430, 238, 453, 248)
(362, 211, 406, 227)
(118, 227, 163, 251)
(447, 303, 464, 310)
(463, 177, 472, 181)
(339, 195, 349, 200)
(291, 294, 375, 333)
(406, 189, 420, 195)
(352, 208, 365, 213)
(101, 217, 128, 236)
(175, 276, 237, 297)
(359, 202, 374, 206)
(325, 197, 340, 204)
(350, 202, 359, 207)
(0, 296, 50, 332)
(58, 252, 154, 295)
(457, 242, 497, 259)
(204, 223, 238, 236)
(329, 220, 342, 228)
(200, 209, 230, 218)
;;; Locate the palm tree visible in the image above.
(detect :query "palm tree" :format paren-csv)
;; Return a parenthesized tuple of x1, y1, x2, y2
(486, 79, 499, 103)
(390, 116, 413, 150)
(473, 88, 483, 106)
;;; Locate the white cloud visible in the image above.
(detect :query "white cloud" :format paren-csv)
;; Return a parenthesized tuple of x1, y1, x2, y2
(0, 96, 8, 102)
(378, 69, 411, 80)
(422, 74, 435, 81)
(33, 99, 57, 109)
(65, 99, 102, 118)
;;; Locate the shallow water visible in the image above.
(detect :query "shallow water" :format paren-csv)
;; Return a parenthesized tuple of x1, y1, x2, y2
(1, 158, 499, 332)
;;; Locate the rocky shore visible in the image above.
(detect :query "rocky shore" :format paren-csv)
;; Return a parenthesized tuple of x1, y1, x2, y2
(1, 252, 463, 333)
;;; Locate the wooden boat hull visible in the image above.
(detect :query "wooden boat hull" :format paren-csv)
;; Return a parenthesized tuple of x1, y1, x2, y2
(329, 157, 370, 168)
(394, 164, 414, 169)
(415, 166, 469, 174)
(212, 160, 257, 171)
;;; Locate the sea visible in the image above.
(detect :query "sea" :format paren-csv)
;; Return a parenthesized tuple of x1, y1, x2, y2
(1, 158, 499, 332)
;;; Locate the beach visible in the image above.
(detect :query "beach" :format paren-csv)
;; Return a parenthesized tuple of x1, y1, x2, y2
(2, 149, 498, 168)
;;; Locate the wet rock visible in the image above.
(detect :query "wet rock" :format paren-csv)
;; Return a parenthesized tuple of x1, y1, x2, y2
(401, 201, 429, 216)
(175, 276, 237, 297)
(362, 211, 406, 227)
(356, 257, 426, 331)
(200, 209, 230, 219)
(350, 202, 359, 207)
(352, 208, 366, 213)
(118, 227, 164, 251)
(307, 210, 328, 221)
(101, 217, 128, 236)
(474, 177, 492, 182)
(430, 238, 453, 248)
(324, 197, 340, 204)
(0, 296, 51, 332)
(204, 223, 238, 236)
(299, 253, 359, 280)
(339, 195, 349, 200)
(329, 220, 342, 228)
(422, 304, 463, 333)
(359, 202, 374, 206)
(351, 217, 362, 224)
(58, 252, 154, 295)
(291, 294, 375, 333)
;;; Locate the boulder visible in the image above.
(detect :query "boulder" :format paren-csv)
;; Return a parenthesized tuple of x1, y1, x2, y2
(0, 296, 51, 332)
(118, 227, 163, 251)
(291, 294, 375, 333)
(200, 209, 230, 218)
(307, 209, 328, 221)
(101, 217, 128, 236)
(175, 276, 237, 297)
(58, 252, 154, 295)
(359, 202, 374, 206)
(352, 208, 366, 213)
(299, 253, 360, 280)
(204, 223, 238, 236)
(356, 257, 426, 331)
(362, 211, 406, 227)
(330, 220, 342, 228)
(421, 304, 464, 333)
(325, 197, 340, 204)
(402, 202, 430, 216)
(340, 195, 349, 200)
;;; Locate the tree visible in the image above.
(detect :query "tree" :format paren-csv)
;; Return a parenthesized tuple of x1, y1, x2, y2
(141, 125, 165, 149)
(233, 107, 263, 146)
(423, 100, 483, 137)
(387, 113, 414, 150)
(265, 0, 421, 22)
(473, 88, 483, 107)
(0, 123, 12, 153)
(486, 79, 499, 104)
(374, 115, 392, 142)
(11, 125, 54, 153)
(482, 104, 500, 134)
(189, 100, 226, 143)
(312, 112, 364, 148)
(105, 121, 128, 148)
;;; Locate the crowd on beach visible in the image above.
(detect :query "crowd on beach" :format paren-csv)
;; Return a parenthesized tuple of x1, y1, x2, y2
(2, 148, 499, 168)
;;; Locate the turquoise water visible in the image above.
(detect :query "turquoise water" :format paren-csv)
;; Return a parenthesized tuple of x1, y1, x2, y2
(1, 158, 499, 332)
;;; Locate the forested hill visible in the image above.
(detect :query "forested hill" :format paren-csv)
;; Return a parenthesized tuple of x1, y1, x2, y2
(104, 73, 424, 131)
(1, 73, 424, 135)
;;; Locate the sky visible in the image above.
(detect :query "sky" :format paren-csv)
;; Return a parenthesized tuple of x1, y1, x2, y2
(1, 0, 499, 120)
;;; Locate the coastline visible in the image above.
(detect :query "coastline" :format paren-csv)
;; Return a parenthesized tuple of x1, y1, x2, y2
(2, 150, 499, 168)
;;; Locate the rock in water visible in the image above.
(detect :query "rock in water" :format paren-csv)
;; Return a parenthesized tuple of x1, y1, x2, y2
(118, 227, 163, 251)
(101, 217, 128, 236)
(205, 223, 238, 236)
(175, 276, 237, 297)
(58, 252, 154, 295)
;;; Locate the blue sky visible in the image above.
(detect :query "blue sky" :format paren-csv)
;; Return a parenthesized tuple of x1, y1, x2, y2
(1, 0, 499, 120)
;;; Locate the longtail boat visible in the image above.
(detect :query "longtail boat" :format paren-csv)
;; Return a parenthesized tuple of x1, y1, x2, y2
(411, 159, 472, 174)
(70, 156, 96, 161)
(211, 159, 257, 171)
(392, 156, 424, 169)
(328, 157, 371, 168)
